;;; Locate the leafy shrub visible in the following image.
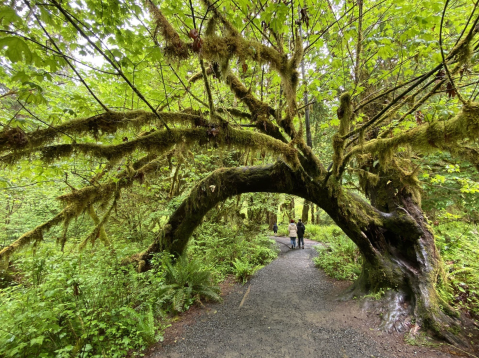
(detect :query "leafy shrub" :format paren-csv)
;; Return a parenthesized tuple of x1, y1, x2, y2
(0, 222, 278, 357)
(187, 223, 278, 282)
(310, 225, 362, 281)
(233, 258, 263, 284)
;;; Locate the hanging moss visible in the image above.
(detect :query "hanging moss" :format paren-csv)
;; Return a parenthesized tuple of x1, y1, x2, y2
(0, 127, 29, 151)
(0, 111, 203, 161)
(87, 205, 111, 246)
(201, 35, 284, 75)
(0, 205, 77, 266)
(147, 1, 190, 59)
(205, 15, 217, 37)
(1, 122, 304, 261)
(354, 168, 380, 187)
(332, 93, 353, 176)
(79, 197, 117, 250)
(201, 0, 239, 37)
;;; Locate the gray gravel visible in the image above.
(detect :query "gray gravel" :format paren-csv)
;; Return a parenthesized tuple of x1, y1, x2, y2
(149, 236, 453, 358)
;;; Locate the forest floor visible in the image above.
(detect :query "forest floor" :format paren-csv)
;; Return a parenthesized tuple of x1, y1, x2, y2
(144, 237, 470, 358)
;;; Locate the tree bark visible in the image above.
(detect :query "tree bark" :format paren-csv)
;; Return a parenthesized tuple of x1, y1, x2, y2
(302, 200, 310, 223)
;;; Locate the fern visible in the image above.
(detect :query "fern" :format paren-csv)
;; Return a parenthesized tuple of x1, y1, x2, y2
(162, 255, 221, 312)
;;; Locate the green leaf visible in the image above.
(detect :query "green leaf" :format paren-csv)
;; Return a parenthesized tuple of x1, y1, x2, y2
(0, 37, 33, 63)
(30, 335, 45, 346)
(0, 6, 22, 25)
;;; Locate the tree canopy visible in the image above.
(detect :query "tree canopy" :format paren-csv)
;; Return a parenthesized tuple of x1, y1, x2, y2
(1, 0, 479, 344)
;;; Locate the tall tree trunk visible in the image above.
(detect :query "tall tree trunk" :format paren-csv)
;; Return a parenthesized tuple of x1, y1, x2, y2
(301, 200, 309, 223)
(289, 197, 295, 221)
(267, 212, 277, 230)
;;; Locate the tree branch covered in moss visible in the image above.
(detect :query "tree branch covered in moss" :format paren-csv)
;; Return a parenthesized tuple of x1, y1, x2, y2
(344, 103, 479, 169)
(0, 111, 202, 154)
(1, 125, 300, 169)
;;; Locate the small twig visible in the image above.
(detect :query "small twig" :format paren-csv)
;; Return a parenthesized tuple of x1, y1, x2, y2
(0, 90, 17, 99)
(0, 30, 119, 76)
(454, 0, 479, 47)
(305, 4, 355, 52)
(200, 59, 215, 116)
(17, 100, 75, 140)
(440, 0, 465, 104)
(157, 63, 171, 112)
(198, 0, 222, 35)
(353, 0, 363, 87)
(169, 65, 209, 108)
(0, 180, 63, 190)
(230, 0, 279, 50)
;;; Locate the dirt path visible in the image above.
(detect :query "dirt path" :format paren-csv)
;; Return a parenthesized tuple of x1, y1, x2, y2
(147, 237, 458, 358)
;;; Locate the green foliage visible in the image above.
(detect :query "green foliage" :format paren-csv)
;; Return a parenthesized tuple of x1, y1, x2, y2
(160, 254, 221, 313)
(0, 222, 277, 357)
(420, 153, 479, 223)
(187, 223, 278, 282)
(309, 225, 362, 281)
(0, 243, 165, 357)
(1, 0, 479, 350)
(363, 287, 390, 300)
(435, 221, 479, 317)
(232, 258, 263, 284)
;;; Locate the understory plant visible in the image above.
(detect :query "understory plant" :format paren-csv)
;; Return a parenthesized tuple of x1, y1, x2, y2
(0, 243, 164, 358)
(160, 254, 221, 312)
(187, 223, 278, 282)
(0, 222, 277, 357)
(310, 224, 363, 281)
(435, 221, 479, 318)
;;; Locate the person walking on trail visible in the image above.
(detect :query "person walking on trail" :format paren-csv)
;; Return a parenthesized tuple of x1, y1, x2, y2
(288, 219, 297, 249)
(273, 223, 278, 235)
(297, 219, 305, 249)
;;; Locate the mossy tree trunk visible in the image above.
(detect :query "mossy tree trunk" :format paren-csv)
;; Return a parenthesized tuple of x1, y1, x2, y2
(267, 211, 277, 230)
(130, 161, 463, 344)
(301, 200, 310, 223)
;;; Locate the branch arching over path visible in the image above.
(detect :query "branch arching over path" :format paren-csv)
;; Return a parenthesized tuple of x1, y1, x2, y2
(129, 162, 466, 345)
(131, 161, 401, 273)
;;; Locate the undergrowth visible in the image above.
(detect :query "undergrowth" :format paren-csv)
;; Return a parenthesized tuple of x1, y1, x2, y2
(187, 224, 278, 283)
(435, 221, 479, 318)
(308, 225, 362, 281)
(0, 223, 277, 357)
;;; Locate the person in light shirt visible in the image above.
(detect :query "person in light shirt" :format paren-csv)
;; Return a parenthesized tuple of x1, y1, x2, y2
(288, 219, 297, 249)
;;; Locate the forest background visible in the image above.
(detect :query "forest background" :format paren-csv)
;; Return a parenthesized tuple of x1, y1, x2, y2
(1, 0, 479, 356)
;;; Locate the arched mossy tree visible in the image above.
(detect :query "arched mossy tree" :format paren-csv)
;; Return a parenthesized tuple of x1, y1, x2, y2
(1, 0, 479, 345)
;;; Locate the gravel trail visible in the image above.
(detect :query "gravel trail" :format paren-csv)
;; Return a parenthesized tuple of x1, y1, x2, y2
(148, 237, 455, 358)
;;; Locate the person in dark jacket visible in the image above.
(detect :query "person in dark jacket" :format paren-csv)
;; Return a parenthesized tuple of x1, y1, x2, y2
(297, 219, 305, 249)
(273, 223, 278, 235)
